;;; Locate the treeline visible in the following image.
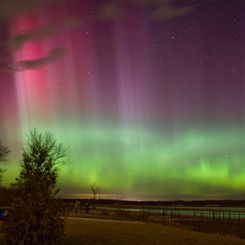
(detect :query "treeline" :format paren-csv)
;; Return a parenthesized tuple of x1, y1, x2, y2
(62, 198, 245, 207)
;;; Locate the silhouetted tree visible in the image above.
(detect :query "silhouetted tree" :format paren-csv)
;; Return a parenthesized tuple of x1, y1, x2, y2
(3, 129, 66, 245)
(90, 183, 97, 200)
(0, 142, 9, 162)
(0, 142, 10, 184)
(90, 183, 101, 200)
(0, 186, 15, 206)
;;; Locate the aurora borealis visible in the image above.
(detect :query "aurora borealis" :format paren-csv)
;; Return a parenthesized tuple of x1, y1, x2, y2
(0, 0, 245, 200)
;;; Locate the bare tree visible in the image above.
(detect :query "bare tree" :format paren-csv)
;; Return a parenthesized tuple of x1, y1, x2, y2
(90, 183, 101, 200)
(3, 129, 66, 245)
(90, 183, 97, 199)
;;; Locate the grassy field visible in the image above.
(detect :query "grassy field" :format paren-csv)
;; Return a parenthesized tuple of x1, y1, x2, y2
(63, 218, 245, 245)
(1, 218, 245, 244)
(68, 207, 245, 239)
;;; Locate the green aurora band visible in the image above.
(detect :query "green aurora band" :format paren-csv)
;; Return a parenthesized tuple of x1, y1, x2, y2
(3, 122, 245, 199)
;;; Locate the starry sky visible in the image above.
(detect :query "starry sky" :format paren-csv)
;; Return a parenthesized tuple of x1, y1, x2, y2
(0, 0, 245, 200)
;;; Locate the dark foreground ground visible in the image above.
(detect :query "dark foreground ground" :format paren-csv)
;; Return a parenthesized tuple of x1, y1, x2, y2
(62, 217, 245, 245)
(1, 218, 245, 245)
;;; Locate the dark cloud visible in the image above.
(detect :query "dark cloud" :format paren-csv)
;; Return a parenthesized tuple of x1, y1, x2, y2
(98, 0, 219, 22)
(0, 0, 57, 20)
(17, 47, 66, 70)
(130, 0, 218, 21)
(0, 48, 66, 72)
(150, 4, 194, 21)
(98, 1, 122, 20)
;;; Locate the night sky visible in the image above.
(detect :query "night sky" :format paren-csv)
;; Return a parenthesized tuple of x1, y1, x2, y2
(0, 0, 245, 200)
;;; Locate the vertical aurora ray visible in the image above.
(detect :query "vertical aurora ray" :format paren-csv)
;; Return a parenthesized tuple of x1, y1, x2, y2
(12, 15, 49, 134)
(1, 0, 245, 200)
